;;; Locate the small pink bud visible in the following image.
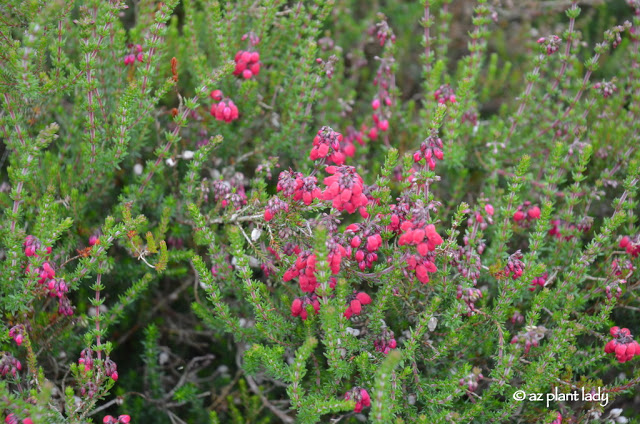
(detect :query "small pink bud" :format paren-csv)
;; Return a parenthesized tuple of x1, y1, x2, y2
(371, 98, 380, 110)
(210, 89, 223, 101)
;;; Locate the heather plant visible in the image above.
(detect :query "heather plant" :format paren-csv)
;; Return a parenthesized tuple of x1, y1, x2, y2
(1, 0, 640, 423)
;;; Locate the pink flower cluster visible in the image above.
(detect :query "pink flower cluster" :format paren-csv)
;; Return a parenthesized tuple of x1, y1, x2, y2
(24, 236, 73, 316)
(537, 35, 562, 55)
(104, 357, 119, 381)
(310, 127, 346, 165)
(290, 294, 320, 320)
(434, 84, 456, 104)
(548, 218, 591, 241)
(457, 286, 483, 315)
(103, 415, 131, 424)
(505, 251, 525, 280)
(322, 165, 368, 215)
(283, 251, 318, 293)
(397, 221, 443, 284)
(529, 272, 548, 291)
(264, 197, 289, 222)
(605, 326, 640, 363)
(277, 170, 322, 206)
(459, 368, 483, 392)
(619, 235, 640, 257)
(233, 50, 261, 79)
(345, 224, 383, 270)
(510, 326, 546, 354)
(24, 235, 52, 256)
(0, 353, 22, 378)
(344, 291, 372, 318)
(210, 178, 247, 209)
(413, 134, 444, 170)
(8, 325, 24, 346)
(78, 348, 94, 372)
(513, 202, 541, 223)
(398, 223, 443, 257)
(4, 414, 33, 424)
(345, 387, 371, 413)
(373, 327, 397, 354)
(210, 90, 239, 123)
(123, 44, 144, 65)
(593, 80, 618, 98)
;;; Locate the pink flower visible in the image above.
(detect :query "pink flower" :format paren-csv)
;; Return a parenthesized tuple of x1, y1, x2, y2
(605, 326, 640, 363)
(233, 50, 261, 78)
(322, 166, 368, 214)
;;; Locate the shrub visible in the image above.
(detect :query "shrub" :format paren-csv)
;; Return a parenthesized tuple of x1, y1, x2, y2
(1, 0, 640, 423)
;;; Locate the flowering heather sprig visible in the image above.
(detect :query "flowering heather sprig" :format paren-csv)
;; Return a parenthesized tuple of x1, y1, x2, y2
(511, 311, 525, 324)
(344, 291, 372, 318)
(457, 286, 483, 315)
(283, 251, 318, 293)
(322, 165, 368, 214)
(606, 259, 633, 300)
(529, 272, 548, 291)
(0, 353, 22, 378)
(345, 387, 371, 413)
(81, 381, 98, 398)
(233, 50, 262, 79)
(78, 348, 94, 372)
(537, 35, 562, 55)
(290, 294, 321, 320)
(505, 251, 525, 280)
(327, 238, 350, 275)
(459, 367, 483, 392)
(513, 201, 541, 224)
(605, 327, 640, 363)
(548, 218, 592, 240)
(210, 90, 240, 123)
(451, 245, 483, 283)
(593, 80, 618, 98)
(264, 197, 289, 222)
(370, 55, 395, 139)
(104, 357, 119, 381)
(510, 326, 546, 354)
(210, 179, 247, 209)
(123, 44, 144, 65)
(370, 18, 396, 46)
(23, 235, 52, 257)
(103, 415, 131, 424)
(466, 205, 494, 231)
(310, 126, 346, 165)
(345, 223, 383, 270)
(373, 326, 397, 354)
(413, 132, 444, 170)
(8, 325, 24, 346)
(433, 84, 456, 104)
(619, 235, 640, 257)
(404, 253, 438, 284)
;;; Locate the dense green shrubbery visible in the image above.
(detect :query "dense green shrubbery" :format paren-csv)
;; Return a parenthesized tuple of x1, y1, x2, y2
(1, 0, 640, 423)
